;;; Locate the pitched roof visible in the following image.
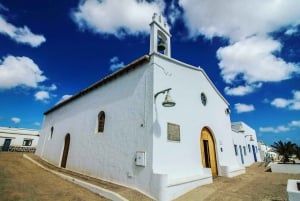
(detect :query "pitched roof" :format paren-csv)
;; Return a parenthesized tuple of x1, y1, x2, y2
(44, 55, 150, 115)
(44, 52, 229, 115)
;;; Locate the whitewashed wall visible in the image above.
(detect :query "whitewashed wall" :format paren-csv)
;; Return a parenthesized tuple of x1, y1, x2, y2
(231, 122, 261, 167)
(258, 142, 268, 161)
(271, 163, 300, 173)
(36, 52, 254, 201)
(0, 127, 39, 147)
(151, 53, 244, 199)
(258, 142, 277, 162)
(36, 61, 156, 198)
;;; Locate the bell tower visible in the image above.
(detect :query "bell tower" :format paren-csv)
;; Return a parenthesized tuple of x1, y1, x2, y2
(149, 13, 171, 57)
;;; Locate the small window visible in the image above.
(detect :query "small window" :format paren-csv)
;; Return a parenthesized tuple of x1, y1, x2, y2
(23, 139, 33, 146)
(234, 144, 238, 156)
(243, 146, 246, 155)
(50, 126, 54, 139)
(97, 111, 105, 133)
(201, 92, 207, 106)
(248, 144, 251, 152)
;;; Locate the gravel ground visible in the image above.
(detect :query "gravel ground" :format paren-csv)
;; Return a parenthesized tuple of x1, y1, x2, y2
(175, 162, 300, 201)
(0, 152, 109, 201)
(1, 152, 300, 201)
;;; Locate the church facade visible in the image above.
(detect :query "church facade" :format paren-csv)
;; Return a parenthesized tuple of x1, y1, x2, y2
(36, 14, 260, 201)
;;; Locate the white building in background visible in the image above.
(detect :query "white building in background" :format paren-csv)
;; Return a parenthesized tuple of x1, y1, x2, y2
(258, 141, 278, 162)
(0, 127, 39, 152)
(36, 14, 260, 201)
(231, 122, 261, 167)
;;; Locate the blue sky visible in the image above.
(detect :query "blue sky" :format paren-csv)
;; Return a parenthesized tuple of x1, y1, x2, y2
(0, 0, 299, 146)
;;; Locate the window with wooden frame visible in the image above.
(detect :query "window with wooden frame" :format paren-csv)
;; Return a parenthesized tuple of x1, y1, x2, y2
(97, 111, 105, 133)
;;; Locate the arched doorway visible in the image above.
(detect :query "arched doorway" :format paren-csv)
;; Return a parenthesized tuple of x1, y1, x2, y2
(61, 134, 70, 168)
(200, 128, 218, 176)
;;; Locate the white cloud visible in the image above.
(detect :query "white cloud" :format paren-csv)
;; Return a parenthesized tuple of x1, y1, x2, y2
(179, 0, 300, 42)
(11, 117, 21, 124)
(271, 98, 291, 108)
(217, 36, 300, 84)
(35, 91, 50, 102)
(289, 120, 300, 127)
(72, 0, 164, 38)
(234, 103, 255, 113)
(224, 83, 262, 96)
(0, 15, 46, 47)
(33, 122, 41, 126)
(33, 84, 57, 103)
(260, 119, 300, 133)
(259, 125, 290, 133)
(109, 56, 124, 71)
(285, 26, 298, 36)
(178, 1, 300, 96)
(39, 84, 57, 91)
(48, 84, 57, 91)
(167, 0, 181, 25)
(0, 55, 47, 89)
(271, 90, 300, 110)
(56, 94, 72, 105)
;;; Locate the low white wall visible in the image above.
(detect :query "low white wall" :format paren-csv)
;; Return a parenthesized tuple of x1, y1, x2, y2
(271, 163, 300, 174)
(220, 165, 245, 177)
(166, 174, 212, 201)
(287, 179, 300, 201)
(151, 170, 212, 201)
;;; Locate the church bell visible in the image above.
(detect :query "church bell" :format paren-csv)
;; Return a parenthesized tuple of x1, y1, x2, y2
(157, 38, 166, 51)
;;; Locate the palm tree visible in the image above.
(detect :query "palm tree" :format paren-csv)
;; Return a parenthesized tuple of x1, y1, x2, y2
(295, 145, 300, 159)
(271, 140, 296, 163)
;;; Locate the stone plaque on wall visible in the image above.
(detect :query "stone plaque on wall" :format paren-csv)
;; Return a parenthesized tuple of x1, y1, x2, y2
(167, 123, 180, 142)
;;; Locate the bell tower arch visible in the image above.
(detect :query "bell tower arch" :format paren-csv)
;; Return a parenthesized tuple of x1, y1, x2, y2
(149, 13, 171, 57)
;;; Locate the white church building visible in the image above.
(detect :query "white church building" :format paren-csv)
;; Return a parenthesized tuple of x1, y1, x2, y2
(36, 14, 260, 201)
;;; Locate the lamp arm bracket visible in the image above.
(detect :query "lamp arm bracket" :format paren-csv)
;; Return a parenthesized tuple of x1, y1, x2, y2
(154, 88, 172, 100)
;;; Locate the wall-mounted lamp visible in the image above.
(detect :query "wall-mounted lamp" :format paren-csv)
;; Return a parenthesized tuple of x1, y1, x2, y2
(154, 88, 176, 107)
(245, 135, 254, 141)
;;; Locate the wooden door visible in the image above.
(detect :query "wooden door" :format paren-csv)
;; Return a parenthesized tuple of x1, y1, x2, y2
(200, 128, 218, 176)
(61, 134, 70, 168)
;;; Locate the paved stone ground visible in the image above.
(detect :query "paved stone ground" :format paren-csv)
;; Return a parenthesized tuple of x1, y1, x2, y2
(175, 162, 300, 201)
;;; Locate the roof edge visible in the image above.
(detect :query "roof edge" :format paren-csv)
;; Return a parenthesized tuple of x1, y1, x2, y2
(44, 55, 150, 115)
(151, 52, 229, 105)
